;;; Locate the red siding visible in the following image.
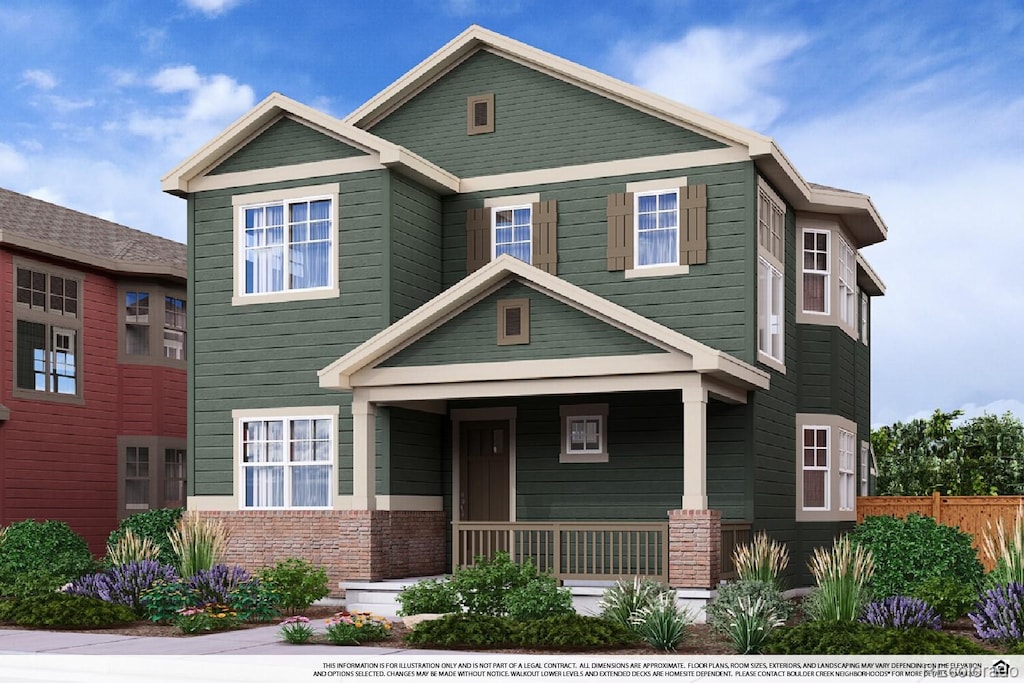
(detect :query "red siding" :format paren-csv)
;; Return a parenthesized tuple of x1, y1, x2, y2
(0, 247, 186, 555)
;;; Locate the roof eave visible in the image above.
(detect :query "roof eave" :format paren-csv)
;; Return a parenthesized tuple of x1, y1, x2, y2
(0, 230, 186, 281)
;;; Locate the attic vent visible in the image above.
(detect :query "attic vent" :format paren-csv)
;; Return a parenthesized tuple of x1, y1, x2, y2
(467, 94, 495, 135)
(497, 298, 529, 345)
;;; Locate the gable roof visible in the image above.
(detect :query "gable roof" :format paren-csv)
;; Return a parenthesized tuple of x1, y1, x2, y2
(343, 25, 886, 247)
(0, 187, 185, 279)
(161, 92, 459, 196)
(319, 255, 770, 395)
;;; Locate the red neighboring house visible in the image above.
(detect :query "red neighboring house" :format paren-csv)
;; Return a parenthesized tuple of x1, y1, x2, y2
(0, 187, 187, 555)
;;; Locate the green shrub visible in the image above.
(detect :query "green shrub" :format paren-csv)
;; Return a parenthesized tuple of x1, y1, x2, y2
(398, 552, 571, 620)
(598, 577, 674, 633)
(404, 614, 516, 648)
(631, 591, 694, 652)
(140, 579, 191, 622)
(0, 520, 95, 595)
(396, 578, 459, 616)
(706, 580, 794, 633)
(513, 614, 637, 649)
(762, 621, 989, 655)
(0, 593, 137, 629)
(106, 508, 183, 567)
(911, 576, 979, 622)
(850, 514, 984, 598)
(257, 558, 329, 614)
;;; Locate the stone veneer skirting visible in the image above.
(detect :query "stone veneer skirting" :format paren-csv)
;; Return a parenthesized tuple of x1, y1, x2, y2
(668, 508, 722, 589)
(196, 510, 447, 596)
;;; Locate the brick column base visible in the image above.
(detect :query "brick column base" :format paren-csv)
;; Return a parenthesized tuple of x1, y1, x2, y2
(195, 510, 446, 596)
(668, 509, 722, 589)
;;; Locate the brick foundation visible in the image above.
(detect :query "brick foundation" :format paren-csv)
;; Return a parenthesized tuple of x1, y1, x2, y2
(668, 508, 721, 589)
(196, 510, 447, 596)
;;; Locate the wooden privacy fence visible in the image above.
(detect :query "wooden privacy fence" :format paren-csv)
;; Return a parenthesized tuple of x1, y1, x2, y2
(858, 492, 1024, 570)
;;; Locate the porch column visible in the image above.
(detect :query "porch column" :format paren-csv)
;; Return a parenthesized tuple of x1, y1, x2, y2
(681, 380, 708, 510)
(351, 395, 376, 511)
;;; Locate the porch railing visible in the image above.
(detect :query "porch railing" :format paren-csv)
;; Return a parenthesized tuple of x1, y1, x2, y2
(719, 521, 752, 581)
(453, 521, 669, 583)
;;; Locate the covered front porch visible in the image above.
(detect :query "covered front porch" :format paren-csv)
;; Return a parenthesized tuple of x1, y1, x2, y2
(318, 256, 769, 590)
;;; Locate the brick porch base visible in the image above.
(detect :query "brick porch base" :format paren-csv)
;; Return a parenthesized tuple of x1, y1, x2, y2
(668, 508, 722, 589)
(196, 510, 446, 596)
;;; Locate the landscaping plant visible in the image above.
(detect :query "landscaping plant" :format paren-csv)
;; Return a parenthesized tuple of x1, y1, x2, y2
(258, 558, 330, 614)
(175, 603, 241, 634)
(396, 577, 459, 617)
(106, 528, 161, 566)
(715, 595, 785, 654)
(860, 596, 941, 630)
(187, 564, 252, 604)
(169, 512, 229, 577)
(65, 560, 180, 617)
(849, 514, 983, 598)
(512, 614, 637, 649)
(981, 504, 1024, 588)
(804, 534, 874, 622)
(404, 614, 516, 648)
(910, 576, 978, 622)
(630, 590, 694, 652)
(106, 507, 184, 568)
(705, 579, 793, 634)
(762, 621, 988, 655)
(0, 520, 95, 595)
(228, 578, 281, 623)
(970, 582, 1024, 645)
(279, 615, 315, 644)
(324, 611, 391, 645)
(140, 579, 192, 622)
(733, 532, 789, 587)
(598, 576, 674, 633)
(0, 593, 137, 629)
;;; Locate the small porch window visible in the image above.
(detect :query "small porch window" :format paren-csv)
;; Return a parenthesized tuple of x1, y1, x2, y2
(559, 404, 609, 463)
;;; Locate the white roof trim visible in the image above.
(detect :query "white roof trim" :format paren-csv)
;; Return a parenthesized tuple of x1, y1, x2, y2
(318, 254, 769, 392)
(161, 92, 458, 196)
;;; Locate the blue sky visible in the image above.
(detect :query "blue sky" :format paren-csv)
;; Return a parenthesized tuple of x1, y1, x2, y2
(1, 0, 1021, 427)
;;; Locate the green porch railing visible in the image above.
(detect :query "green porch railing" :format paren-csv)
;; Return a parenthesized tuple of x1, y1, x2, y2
(453, 521, 669, 583)
(719, 521, 752, 581)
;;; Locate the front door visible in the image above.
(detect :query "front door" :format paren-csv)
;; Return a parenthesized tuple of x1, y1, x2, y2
(459, 420, 510, 522)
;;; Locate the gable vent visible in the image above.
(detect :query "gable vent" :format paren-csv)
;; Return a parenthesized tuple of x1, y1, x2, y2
(467, 94, 495, 135)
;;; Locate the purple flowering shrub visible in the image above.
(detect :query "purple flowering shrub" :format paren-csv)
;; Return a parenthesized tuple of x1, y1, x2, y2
(860, 596, 941, 630)
(66, 560, 180, 616)
(970, 582, 1024, 643)
(187, 564, 252, 604)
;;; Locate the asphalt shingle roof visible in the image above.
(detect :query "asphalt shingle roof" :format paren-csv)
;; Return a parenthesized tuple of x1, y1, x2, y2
(0, 186, 185, 276)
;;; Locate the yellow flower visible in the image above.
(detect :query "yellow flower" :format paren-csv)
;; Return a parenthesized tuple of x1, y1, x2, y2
(355, 623, 362, 628)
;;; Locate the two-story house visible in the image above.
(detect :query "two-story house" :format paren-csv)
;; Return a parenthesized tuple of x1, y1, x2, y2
(0, 187, 188, 554)
(163, 26, 885, 598)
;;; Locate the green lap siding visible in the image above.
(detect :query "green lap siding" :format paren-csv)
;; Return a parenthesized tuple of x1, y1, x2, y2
(439, 162, 756, 362)
(796, 325, 869, 425)
(389, 173, 443, 321)
(382, 280, 664, 367)
(209, 117, 367, 175)
(369, 51, 726, 177)
(188, 170, 390, 497)
(387, 407, 444, 496)
(706, 401, 753, 521)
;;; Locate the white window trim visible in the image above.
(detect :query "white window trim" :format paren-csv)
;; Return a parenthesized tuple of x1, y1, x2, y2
(860, 292, 869, 346)
(860, 440, 870, 496)
(490, 203, 533, 264)
(838, 428, 856, 511)
(233, 406, 338, 510)
(559, 404, 609, 463)
(796, 218, 861, 341)
(796, 413, 859, 522)
(802, 227, 830, 316)
(231, 183, 340, 306)
(757, 256, 785, 371)
(632, 188, 681, 270)
(837, 235, 857, 330)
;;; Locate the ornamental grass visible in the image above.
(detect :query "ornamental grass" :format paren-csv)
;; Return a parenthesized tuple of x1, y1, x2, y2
(169, 513, 229, 578)
(107, 528, 161, 566)
(806, 535, 874, 622)
(733, 532, 789, 587)
(981, 504, 1024, 588)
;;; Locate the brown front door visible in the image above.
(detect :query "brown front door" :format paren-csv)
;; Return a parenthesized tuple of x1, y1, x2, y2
(459, 420, 510, 522)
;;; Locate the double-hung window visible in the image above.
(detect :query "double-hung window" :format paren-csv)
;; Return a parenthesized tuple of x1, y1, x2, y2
(163, 296, 187, 360)
(756, 181, 785, 366)
(492, 205, 532, 264)
(838, 236, 856, 328)
(635, 190, 679, 267)
(119, 284, 187, 365)
(233, 184, 338, 304)
(797, 414, 860, 520)
(240, 414, 334, 509)
(802, 230, 829, 314)
(838, 428, 856, 511)
(802, 426, 829, 510)
(14, 263, 82, 399)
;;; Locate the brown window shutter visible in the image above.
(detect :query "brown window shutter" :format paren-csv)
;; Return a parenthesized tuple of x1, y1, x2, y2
(606, 192, 634, 271)
(678, 184, 708, 265)
(531, 200, 558, 275)
(466, 207, 491, 273)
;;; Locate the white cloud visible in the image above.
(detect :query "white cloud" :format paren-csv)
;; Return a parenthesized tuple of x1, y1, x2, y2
(0, 143, 27, 174)
(22, 69, 57, 91)
(150, 65, 203, 93)
(47, 95, 95, 114)
(182, 0, 243, 17)
(614, 27, 808, 130)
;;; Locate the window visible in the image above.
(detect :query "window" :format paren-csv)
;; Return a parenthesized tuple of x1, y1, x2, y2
(118, 437, 187, 518)
(164, 296, 186, 360)
(797, 414, 859, 521)
(802, 426, 829, 510)
(14, 262, 82, 400)
(756, 181, 785, 366)
(838, 236, 856, 328)
(559, 404, 609, 463)
(802, 230, 829, 314)
(125, 291, 150, 355)
(240, 414, 334, 509)
(497, 298, 530, 345)
(492, 205, 532, 264)
(838, 428, 856, 511)
(467, 94, 495, 135)
(860, 292, 869, 345)
(635, 190, 679, 267)
(860, 441, 870, 495)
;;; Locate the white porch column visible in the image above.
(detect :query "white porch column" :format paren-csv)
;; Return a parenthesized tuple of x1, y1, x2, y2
(681, 378, 708, 510)
(351, 394, 377, 511)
